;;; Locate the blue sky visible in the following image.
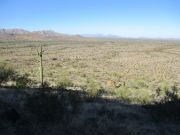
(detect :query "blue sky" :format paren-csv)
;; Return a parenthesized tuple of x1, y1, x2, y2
(0, 0, 180, 38)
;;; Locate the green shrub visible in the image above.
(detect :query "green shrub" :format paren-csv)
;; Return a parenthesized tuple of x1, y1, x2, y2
(86, 78, 101, 99)
(136, 79, 148, 88)
(115, 85, 152, 104)
(153, 82, 180, 103)
(0, 62, 34, 88)
(115, 85, 130, 101)
(155, 85, 180, 103)
(131, 89, 153, 104)
(161, 81, 170, 92)
(56, 74, 73, 89)
(0, 62, 16, 85)
(130, 78, 149, 89)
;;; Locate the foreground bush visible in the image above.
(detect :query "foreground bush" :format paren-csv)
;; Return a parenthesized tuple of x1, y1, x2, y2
(0, 62, 15, 85)
(115, 85, 153, 104)
(0, 62, 34, 88)
(56, 73, 73, 89)
(86, 78, 102, 99)
(154, 85, 180, 103)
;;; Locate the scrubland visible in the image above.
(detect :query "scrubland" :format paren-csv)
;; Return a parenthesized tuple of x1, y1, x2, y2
(0, 39, 180, 103)
(0, 39, 180, 135)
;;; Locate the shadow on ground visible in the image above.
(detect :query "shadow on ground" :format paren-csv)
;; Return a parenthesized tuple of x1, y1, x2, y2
(0, 87, 180, 135)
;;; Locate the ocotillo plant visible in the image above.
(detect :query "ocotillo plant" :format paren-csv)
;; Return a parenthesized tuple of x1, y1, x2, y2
(37, 45, 44, 87)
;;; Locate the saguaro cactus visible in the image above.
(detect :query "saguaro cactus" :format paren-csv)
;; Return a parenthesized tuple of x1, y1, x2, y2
(37, 45, 44, 87)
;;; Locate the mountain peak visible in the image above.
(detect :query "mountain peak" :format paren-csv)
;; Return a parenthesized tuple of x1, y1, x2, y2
(0, 28, 83, 41)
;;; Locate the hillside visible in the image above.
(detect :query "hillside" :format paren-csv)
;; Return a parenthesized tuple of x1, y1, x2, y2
(0, 87, 180, 135)
(0, 28, 83, 41)
(1, 32, 180, 135)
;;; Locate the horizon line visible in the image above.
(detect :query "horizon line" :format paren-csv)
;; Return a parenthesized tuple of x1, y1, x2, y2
(1, 27, 180, 40)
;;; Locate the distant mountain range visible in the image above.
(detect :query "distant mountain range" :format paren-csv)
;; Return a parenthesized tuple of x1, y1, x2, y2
(0, 28, 82, 41)
(82, 34, 121, 38)
(0, 28, 179, 41)
(0, 28, 128, 41)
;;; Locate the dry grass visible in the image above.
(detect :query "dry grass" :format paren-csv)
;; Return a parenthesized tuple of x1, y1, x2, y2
(0, 39, 180, 103)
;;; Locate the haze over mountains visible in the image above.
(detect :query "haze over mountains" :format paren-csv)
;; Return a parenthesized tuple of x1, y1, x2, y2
(0, 28, 82, 41)
(0, 28, 123, 41)
(0, 28, 179, 41)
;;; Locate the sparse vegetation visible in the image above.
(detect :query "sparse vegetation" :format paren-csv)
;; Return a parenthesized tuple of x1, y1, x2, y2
(56, 72, 73, 89)
(1, 39, 180, 103)
(15, 73, 34, 88)
(115, 85, 153, 104)
(86, 77, 102, 99)
(0, 62, 34, 88)
(0, 62, 15, 85)
(1, 39, 180, 134)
